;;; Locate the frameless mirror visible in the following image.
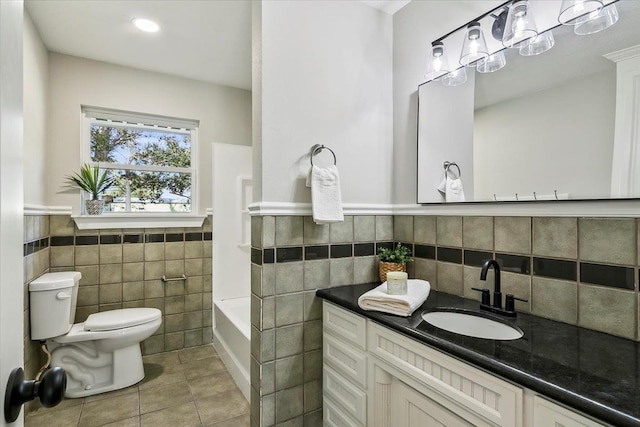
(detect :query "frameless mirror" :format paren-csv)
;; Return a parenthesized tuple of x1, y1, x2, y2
(417, 0, 640, 203)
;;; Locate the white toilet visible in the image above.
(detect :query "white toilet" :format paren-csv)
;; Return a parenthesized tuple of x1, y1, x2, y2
(29, 272, 162, 398)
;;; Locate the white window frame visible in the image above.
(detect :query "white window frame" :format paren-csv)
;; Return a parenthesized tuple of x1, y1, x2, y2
(72, 107, 205, 229)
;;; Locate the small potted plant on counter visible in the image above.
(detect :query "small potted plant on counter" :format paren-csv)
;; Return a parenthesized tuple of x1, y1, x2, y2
(378, 243, 413, 282)
(65, 163, 114, 215)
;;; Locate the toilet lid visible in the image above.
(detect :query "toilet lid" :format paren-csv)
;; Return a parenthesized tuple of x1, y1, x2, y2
(84, 308, 161, 332)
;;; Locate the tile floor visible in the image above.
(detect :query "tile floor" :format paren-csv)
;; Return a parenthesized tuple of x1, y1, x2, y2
(25, 345, 249, 427)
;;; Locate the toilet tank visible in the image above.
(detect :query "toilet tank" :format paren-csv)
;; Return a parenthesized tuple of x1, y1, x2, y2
(29, 272, 81, 340)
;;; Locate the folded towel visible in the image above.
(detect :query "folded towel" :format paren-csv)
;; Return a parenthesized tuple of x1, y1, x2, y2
(309, 165, 344, 224)
(437, 176, 466, 202)
(358, 279, 431, 317)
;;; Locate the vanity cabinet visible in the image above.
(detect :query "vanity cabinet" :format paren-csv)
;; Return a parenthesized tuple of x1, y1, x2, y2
(322, 301, 610, 427)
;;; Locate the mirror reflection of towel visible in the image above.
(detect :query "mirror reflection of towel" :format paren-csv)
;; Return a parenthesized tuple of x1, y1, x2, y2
(437, 176, 466, 202)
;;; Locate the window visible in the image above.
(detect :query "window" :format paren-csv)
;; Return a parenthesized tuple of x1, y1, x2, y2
(82, 107, 198, 214)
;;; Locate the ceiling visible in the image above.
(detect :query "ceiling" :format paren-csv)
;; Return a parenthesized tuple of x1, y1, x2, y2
(25, 0, 410, 92)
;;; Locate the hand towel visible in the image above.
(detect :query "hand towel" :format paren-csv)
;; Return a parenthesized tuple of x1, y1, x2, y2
(358, 279, 431, 317)
(309, 164, 344, 224)
(437, 176, 466, 202)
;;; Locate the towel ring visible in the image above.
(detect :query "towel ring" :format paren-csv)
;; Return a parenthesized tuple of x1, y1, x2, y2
(443, 161, 461, 178)
(310, 144, 337, 166)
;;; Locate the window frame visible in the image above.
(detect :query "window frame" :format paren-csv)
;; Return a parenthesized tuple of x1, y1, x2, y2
(73, 108, 204, 229)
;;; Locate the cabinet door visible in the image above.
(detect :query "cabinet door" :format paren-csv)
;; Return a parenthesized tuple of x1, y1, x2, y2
(392, 377, 475, 427)
(533, 396, 607, 427)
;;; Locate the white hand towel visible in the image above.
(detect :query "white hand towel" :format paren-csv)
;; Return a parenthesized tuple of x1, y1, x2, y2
(358, 279, 431, 317)
(437, 176, 465, 202)
(310, 164, 344, 224)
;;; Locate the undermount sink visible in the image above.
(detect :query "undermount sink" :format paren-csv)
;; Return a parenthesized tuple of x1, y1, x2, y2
(422, 309, 524, 341)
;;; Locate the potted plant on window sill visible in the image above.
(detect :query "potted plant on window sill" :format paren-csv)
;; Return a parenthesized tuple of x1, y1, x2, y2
(65, 164, 114, 215)
(378, 243, 413, 282)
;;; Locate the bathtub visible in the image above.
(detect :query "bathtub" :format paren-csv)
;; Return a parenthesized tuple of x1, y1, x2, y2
(212, 297, 250, 399)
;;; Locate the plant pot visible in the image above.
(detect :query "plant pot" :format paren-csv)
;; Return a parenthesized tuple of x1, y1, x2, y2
(379, 261, 406, 283)
(85, 199, 104, 215)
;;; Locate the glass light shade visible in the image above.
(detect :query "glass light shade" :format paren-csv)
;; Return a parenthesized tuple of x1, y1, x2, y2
(476, 51, 507, 73)
(519, 30, 555, 56)
(558, 0, 603, 25)
(502, 0, 539, 48)
(574, 3, 618, 35)
(460, 22, 489, 66)
(441, 67, 467, 87)
(425, 41, 450, 81)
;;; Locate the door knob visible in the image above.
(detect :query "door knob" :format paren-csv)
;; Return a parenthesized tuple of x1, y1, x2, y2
(4, 367, 66, 422)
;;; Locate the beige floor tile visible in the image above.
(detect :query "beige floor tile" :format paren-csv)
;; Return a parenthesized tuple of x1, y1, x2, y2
(79, 393, 140, 427)
(139, 366, 187, 391)
(25, 404, 82, 427)
(205, 413, 250, 427)
(182, 357, 227, 380)
(139, 380, 194, 414)
(178, 345, 218, 364)
(188, 371, 237, 400)
(141, 401, 203, 427)
(196, 389, 249, 426)
(102, 416, 141, 427)
(84, 384, 139, 403)
(142, 352, 181, 367)
(27, 396, 84, 417)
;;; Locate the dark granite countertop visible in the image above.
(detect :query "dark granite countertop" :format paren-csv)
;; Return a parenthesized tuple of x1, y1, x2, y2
(317, 283, 640, 427)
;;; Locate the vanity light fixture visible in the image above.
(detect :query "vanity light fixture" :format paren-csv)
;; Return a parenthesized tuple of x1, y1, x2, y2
(476, 51, 507, 73)
(441, 67, 467, 87)
(558, 0, 603, 25)
(574, 3, 619, 35)
(519, 30, 555, 56)
(425, 41, 450, 81)
(459, 22, 489, 66)
(502, 0, 539, 48)
(132, 18, 160, 33)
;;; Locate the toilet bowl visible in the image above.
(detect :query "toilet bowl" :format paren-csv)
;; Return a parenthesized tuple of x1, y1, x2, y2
(29, 272, 162, 398)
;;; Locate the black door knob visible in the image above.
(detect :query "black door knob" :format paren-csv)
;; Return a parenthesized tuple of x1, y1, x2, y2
(4, 367, 67, 422)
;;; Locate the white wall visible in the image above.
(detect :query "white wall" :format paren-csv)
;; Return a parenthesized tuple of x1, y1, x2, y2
(474, 70, 615, 200)
(393, 0, 504, 204)
(47, 53, 251, 213)
(23, 12, 48, 207)
(256, 0, 393, 205)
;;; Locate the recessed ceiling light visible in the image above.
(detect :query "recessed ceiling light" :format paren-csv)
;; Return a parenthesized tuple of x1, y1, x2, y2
(133, 18, 160, 33)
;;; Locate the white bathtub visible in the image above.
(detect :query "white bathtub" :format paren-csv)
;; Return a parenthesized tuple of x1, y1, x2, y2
(212, 297, 250, 399)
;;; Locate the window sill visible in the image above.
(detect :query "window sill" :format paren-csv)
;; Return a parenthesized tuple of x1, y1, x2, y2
(72, 213, 207, 230)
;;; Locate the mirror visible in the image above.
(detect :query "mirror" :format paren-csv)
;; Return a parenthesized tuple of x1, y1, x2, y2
(417, 0, 640, 203)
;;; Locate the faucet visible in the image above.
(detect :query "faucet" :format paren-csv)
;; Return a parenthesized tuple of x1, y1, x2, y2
(480, 259, 502, 308)
(472, 259, 527, 317)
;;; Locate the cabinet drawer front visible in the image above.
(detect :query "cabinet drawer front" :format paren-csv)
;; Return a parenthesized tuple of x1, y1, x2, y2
(324, 396, 364, 427)
(324, 364, 367, 423)
(324, 301, 367, 350)
(533, 396, 607, 427)
(324, 333, 367, 387)
(368, 322, 522, 427)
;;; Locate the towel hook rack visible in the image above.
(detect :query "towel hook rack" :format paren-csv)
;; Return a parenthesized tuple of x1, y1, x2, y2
(443, 161, 461, 178)
(310, 144, 337, 166)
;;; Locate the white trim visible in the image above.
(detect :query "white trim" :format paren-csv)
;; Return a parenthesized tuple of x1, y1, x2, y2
(603, 45, 640, 64)
(206, 208, 213, 216)
(82, 106, 199, 129)
(72, 213, 206, 230)
(248, 200, 640, 217)
(24, 204, 72, 215)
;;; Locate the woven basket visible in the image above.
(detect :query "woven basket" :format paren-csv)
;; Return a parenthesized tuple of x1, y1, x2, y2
(379, 261, 406, 283)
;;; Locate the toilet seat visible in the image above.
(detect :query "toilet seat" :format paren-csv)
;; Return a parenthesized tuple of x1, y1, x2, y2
(85, 308, 161, 332)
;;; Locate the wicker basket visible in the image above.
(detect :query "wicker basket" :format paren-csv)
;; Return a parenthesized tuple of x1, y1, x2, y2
(379, 261, 406, 283)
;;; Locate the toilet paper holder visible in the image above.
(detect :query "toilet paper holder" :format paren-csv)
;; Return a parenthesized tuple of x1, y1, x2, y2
(4, 366, 66, 422)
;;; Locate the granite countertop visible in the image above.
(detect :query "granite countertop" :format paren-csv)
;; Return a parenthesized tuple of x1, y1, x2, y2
(317, 283, 640, 427)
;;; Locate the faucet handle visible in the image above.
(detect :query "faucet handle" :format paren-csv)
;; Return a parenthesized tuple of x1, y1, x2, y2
(471, 287, 491, 305)
(505, 294, 528, 312)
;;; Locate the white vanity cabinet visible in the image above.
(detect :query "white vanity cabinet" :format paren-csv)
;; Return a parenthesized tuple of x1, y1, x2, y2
(322, 301, 611, 427)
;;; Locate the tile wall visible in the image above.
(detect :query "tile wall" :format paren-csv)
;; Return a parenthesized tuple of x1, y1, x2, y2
(250, 214, 640, 427)
(45, 215, 213, 355)
(249, 215, 394, 427)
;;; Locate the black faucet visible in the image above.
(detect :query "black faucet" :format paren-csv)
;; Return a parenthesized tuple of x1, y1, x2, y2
(472, 259, 528, 317)
(480, 259, 502, 308)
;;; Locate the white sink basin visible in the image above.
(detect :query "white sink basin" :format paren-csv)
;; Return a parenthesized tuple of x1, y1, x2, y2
(422, 310, 523, 341)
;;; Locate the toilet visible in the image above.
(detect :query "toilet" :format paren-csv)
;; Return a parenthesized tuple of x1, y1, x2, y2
(29, 272, 162, 398)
